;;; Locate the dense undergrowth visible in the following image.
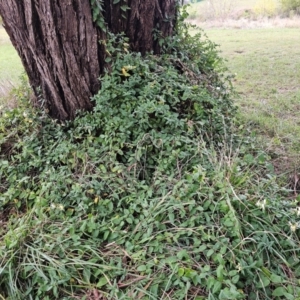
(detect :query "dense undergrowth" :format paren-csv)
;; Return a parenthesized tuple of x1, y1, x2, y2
(1, 19, 300, 300)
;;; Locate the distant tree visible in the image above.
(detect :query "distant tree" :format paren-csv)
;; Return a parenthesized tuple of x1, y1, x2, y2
(0, 0, 177, 120)
(280, 0, 300, 14)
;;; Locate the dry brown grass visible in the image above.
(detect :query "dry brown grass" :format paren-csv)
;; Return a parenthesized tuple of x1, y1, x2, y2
(0, 80, 14, 97)
(0, 80, 18, 108)
(189, 15, 300, 29)
(186, 0, 300, 29)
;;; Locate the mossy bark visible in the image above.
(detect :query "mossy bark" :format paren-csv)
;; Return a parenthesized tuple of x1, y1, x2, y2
(0, 0, 177, 120)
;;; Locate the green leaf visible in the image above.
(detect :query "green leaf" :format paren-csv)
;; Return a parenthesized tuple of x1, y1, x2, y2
(203, 265, 211, 272)
(126, 217, 133, 224)
(216, 265, 224, 280)
(256, 275, 270, 288)
(97, 276, 108, 288)
(120, 5, 129, 12)
(83, 268, 91, 282)
(177, 250, 188, 260)
(228, 270, 237, 277)
(178, 268, 185, 277)
(207, 249, 214, 257)
(165, 256, 177, 264)
(272, 287, 287, 297)
(105, 57, 112, 63)
(212, 281, 222, 294)
(243, 154, 254, 164)
(198, 245, 207, 252)
(270, 273, 282, 283)
(168, 212, 175, 223)
(232, 275, 239, 284)
(137, 265, 147, 272)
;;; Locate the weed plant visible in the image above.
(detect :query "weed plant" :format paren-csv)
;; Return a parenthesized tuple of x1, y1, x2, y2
(0, 21, 300, 300)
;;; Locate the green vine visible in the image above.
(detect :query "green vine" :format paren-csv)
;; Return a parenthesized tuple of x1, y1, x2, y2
(90, 0, 106, 31)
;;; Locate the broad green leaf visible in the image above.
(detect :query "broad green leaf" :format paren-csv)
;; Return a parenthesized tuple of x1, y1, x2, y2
(256, 275, 270, 288)
(270, 273, 282, 284)
(272, 287, 287, 297)
(178, 268, 185, 277)
(212, 281, 222, 294)
(216, 265, 224, 280)
(137, 265, 147, 272)
(97, 276, 108, 288)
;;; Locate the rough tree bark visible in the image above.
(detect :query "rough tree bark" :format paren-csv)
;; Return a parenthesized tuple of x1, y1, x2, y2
(0, 0, 177, 120)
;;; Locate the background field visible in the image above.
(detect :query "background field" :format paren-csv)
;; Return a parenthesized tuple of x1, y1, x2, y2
(186, 0, 300, 170)
(187, 0, 280, 23)
(205, 28, 300, 168)
(187, 0, 300, 28)
(0, 27, 23, 101)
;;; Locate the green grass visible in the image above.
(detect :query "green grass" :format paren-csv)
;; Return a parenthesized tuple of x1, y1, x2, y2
(203, 27, 300, 169)
(0, 27, 24, 101)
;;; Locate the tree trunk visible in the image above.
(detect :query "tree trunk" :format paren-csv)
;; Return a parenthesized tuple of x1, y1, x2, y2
(0, 0, 177, 120)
